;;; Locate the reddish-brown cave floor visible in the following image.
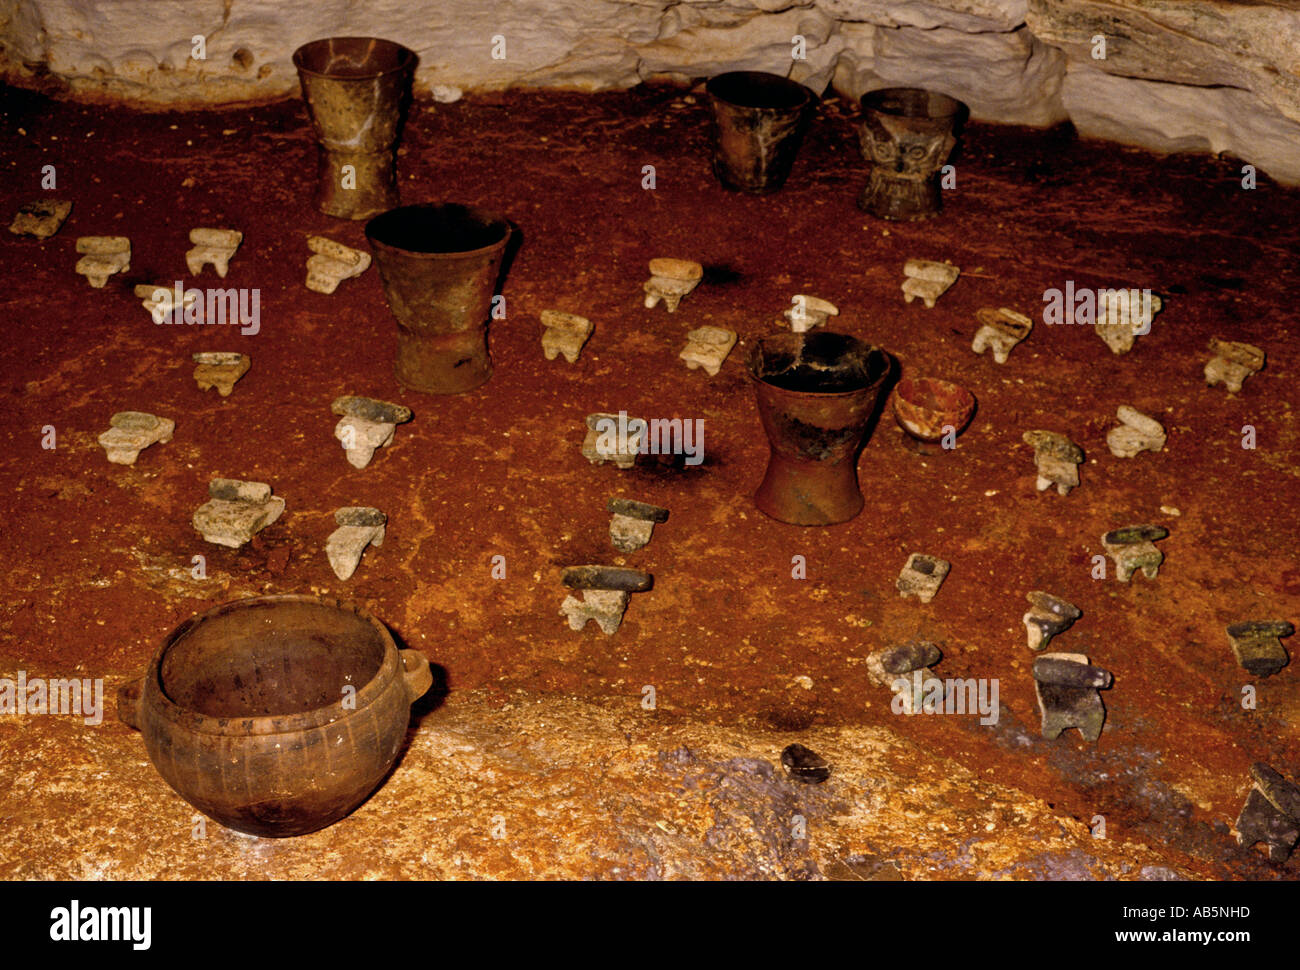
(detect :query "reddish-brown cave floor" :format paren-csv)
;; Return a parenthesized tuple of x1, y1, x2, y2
(0, 82, 1297, 879)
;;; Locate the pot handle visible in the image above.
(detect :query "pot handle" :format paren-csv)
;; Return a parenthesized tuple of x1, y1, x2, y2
(399, 649, 433, 702)
(117, 674, 145, 731)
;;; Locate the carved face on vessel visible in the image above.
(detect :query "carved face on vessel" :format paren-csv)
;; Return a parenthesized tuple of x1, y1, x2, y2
(859, 114, 956, 176)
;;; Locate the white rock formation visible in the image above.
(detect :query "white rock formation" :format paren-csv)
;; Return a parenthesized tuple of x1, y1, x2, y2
(1061, 63, 1300, 188)
(1026, 0, 1300, 123)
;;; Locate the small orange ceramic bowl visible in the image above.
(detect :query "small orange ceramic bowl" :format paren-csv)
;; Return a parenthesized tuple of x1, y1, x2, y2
(892, 377, 976, 443)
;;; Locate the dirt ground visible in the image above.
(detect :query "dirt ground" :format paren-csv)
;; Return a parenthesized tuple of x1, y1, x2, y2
(0, 81, 1297, 879)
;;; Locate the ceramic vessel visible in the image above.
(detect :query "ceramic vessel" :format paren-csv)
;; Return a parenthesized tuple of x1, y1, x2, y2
(293, 37, 415, 220)
(892, 376, 976, 443)
(119, 595, 432, 838)
(366, 203, 512, 394)
(748, 331, 892, 525)
(857, 87, 963, 221)
(707, 71, 814, 194)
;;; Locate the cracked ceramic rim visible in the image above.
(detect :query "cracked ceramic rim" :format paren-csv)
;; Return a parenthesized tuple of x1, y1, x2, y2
(747, 331, 891, 398)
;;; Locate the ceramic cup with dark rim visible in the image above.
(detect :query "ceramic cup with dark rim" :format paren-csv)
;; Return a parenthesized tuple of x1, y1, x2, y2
(707, 71, 815, 194)
(365, 203, 513, 395)
(748, 331, 893, 525)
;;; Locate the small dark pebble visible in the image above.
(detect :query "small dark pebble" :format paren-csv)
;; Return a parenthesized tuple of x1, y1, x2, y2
(562, 564, 653, 592)
(335, 506, 386, 528)
(1032, 657, 1113, 689)
(1227, 620, 1295, 640)
(607, 497, 670, 522)
(781, 743, 831, 784)
(882, 641, 942, 675)
(1104, 524, 1168, 546)
(331, 395, 413, 424)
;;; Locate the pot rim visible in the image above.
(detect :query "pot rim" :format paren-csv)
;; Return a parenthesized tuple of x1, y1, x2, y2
(292, 37, 416, 79)
(747, 330, 892, 398)
(860, 86, 962, 121)
(365, 202, 512, 260)
(144, 594, 401, 737)
(707, 70, 813, 112)
(894, 375, 976, 412)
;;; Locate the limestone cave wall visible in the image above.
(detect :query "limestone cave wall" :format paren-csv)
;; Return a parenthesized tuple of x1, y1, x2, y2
(2, 1, 1298, 181)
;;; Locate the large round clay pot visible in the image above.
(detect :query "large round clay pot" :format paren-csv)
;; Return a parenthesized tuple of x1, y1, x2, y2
(366, 203, 513, 395)
(748, 331, 892, 525)
(118, 595, 433, 838)
(293, 37, 416, 220)
(706, 71, 814, 194)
